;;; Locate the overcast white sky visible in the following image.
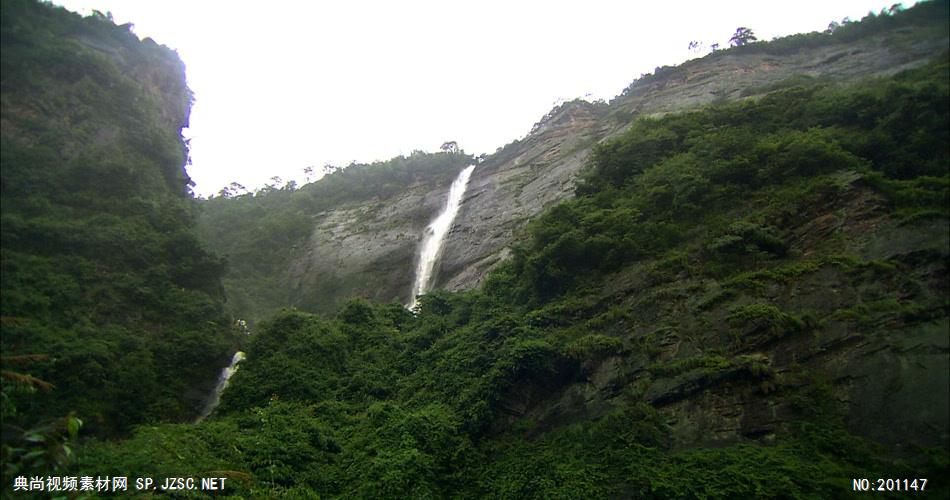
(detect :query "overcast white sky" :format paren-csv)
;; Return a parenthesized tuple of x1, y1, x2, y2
(52, 0, 905, 197)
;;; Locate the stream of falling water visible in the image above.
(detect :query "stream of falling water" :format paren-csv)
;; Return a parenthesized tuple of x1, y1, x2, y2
(408, 164, 475, 310)
(195, 350, 245, 422)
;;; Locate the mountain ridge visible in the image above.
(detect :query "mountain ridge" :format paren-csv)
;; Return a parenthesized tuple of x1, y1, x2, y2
(437, 9, 949, 294)
(2, 1, 942, 496)
(199, 4, 948, 323)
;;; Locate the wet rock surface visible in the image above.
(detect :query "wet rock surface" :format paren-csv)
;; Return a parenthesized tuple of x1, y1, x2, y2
(287, 177, 457, 312)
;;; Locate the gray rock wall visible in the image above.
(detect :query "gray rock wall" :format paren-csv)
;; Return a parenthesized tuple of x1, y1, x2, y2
(287, 177, 457, 312)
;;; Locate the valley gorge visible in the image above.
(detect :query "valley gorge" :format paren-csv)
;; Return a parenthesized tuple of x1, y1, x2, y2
(3, 1, 948, 497)
(195, 1, 949, 481)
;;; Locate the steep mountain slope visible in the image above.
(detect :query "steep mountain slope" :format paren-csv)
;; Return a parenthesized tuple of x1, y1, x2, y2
(71, 3, 948, 498)
(0, 0, 235, 451)
(75, 52, 948, 497)
(0, 0, 945, 496)
(200, 4, 948, 321)
(438, 4, 949, 292)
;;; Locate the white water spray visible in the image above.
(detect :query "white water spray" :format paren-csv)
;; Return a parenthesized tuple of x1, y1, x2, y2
(195, 351, 245, 422)
(408, 165, 475, 310)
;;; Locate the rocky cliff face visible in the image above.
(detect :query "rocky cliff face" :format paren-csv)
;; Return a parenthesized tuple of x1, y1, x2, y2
(185, 6, 947, 483)
(494, 174, 949, 449)
(288, 174, 461, 311)
(1, 5, 193, 193)
(1, 0, 233, 432)
(226, 9, 948, 320)
(376, 20, 946, 450)
(434, 25, 948, 293)
(73, 31, 191, 133)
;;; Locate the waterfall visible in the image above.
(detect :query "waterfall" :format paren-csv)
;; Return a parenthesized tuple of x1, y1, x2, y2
(408, 164, 475, 310)
(195, 351, 245, 422)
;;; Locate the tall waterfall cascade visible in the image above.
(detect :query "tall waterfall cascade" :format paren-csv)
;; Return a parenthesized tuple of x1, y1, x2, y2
(408, 164, 476, 310)
(195, 351, 245, 422)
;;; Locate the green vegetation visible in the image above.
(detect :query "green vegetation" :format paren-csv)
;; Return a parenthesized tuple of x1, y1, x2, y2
(728, 27, 758, 47)
(514, 58, 948, 305)
(74, 51, 948, 498)
(621, 0, 949, 96)
(731, 1, 949, 55)
(2, 0, 947, 497)
(1, 0, 236, 489)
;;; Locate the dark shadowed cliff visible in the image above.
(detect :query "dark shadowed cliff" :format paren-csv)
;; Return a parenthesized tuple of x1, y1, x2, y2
(1, 0, 236, 446)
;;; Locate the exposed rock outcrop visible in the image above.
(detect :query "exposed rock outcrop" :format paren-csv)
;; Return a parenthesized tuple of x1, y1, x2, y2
(434, 27, 948, 293)
(288, 175, 461, 311)
(222, 9, 947, 324)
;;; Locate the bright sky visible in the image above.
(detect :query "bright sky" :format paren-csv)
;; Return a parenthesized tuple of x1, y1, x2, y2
(52, 0, 905, 197)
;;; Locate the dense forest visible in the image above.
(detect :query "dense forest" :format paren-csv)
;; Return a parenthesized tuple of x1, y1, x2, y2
(74, 56, 949, 497)
(2, 0, 948, 498)
(1, 0, 238, 484)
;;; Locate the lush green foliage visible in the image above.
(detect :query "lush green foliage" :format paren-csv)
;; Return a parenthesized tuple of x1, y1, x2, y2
(1, 3, 236, 489)
(74, 291, 947, 497)
(500, 58, 948, 305)
(76, 54, 948, 497)
(5, 0, 947, 497)
(732, 1, 949, 55)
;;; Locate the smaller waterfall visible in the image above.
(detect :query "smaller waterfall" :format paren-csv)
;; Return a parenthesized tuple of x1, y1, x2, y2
(408, 164, 475, 310)
(195, 351, 245, 422)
